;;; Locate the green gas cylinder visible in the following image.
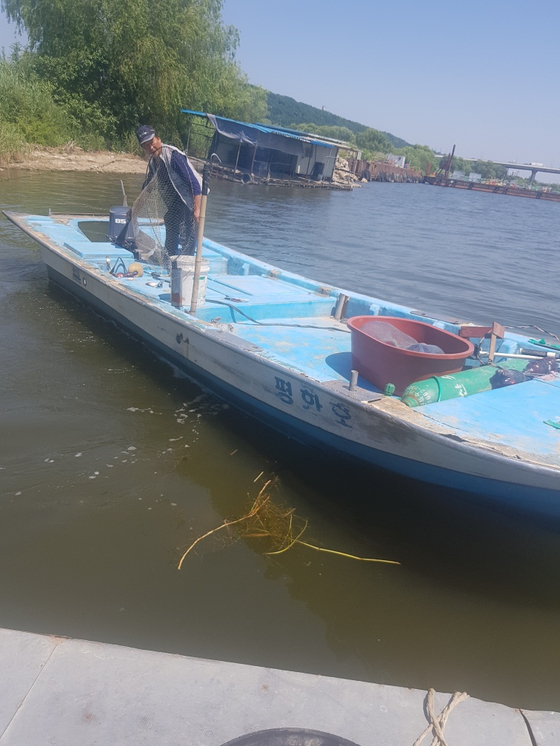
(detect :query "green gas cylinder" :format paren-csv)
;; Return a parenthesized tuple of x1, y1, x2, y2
(401, 359, 527, 408)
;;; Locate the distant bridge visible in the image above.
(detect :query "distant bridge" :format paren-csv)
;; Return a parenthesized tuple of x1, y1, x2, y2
(463, 158, 560, 185)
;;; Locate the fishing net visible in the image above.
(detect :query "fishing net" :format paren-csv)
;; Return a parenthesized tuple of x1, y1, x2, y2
(131, 154, 197, 267)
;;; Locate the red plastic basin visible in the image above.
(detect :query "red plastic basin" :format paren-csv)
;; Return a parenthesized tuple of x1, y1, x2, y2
(347, 316, 474, 395)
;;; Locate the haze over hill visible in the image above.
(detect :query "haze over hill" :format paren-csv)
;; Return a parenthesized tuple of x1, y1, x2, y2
(265, 92, 411, 149)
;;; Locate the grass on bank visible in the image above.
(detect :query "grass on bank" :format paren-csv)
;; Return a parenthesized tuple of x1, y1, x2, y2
(0, 55, 141, 166)
(0, 57, 70, 163)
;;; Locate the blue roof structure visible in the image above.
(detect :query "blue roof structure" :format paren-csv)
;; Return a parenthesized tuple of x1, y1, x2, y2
(180, 110, 353, 152)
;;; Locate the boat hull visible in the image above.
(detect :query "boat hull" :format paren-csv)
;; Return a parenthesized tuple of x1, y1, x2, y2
(5, 208, 560, 520)
(43, 251, 560, 521)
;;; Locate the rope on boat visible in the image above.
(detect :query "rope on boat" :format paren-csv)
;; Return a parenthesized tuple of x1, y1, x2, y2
(412, 688, 469, 746)
(507, 324, 560, 343)
(208, 299, 351, 332)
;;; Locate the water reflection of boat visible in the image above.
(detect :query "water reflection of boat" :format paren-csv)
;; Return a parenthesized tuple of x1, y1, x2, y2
(5, 207, 560, 519)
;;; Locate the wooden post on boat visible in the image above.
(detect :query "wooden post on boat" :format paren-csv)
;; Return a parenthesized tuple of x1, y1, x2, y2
(487, 321, 505, 364)
(189, 161, 210, 315)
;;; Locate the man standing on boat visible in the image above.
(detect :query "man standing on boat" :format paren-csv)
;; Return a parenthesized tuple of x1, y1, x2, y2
(136, 125, 202, 256)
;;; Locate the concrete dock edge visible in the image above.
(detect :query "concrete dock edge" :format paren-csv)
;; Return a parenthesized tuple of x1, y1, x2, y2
(0, 627, 557, 745)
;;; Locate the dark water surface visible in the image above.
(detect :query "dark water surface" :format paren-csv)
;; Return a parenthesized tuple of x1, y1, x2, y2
(1, 171, 560, 711)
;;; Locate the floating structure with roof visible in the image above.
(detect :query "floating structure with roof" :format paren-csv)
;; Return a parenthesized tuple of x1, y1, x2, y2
(182, 109, 358, 189)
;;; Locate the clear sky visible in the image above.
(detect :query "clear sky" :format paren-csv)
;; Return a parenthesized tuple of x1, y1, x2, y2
(0, 12, 26, 59)
(1, 0, 559, 167)
(221, 0, 560, 167)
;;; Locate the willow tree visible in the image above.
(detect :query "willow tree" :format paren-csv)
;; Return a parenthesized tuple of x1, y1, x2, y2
(1, 0, 266, 143)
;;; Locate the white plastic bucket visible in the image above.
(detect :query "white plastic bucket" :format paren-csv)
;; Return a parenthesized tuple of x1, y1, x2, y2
(170, 255, 209, 308)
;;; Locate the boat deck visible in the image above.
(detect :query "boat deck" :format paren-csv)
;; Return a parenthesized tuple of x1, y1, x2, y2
(20, 214, 560, 465)
(34, 216, 380, 390)
(133, 256, 365, 386)
(421, 377, 560, 462)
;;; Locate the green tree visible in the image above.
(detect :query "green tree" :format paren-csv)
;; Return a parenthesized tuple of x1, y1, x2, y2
(396, 144, 435, 173)
(446, 156, 470, 175)
(355, 128, 392, 158)
(470, 159, 508, 181)
(292, 123, 356, 143)
(1, 0, 265, 144)
(266, 92, 410, 148)
(438, 155, 509, 181)
(0, 53, 72, 147)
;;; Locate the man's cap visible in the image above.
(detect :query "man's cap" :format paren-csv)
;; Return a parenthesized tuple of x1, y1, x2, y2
(136, 125, 155, 145)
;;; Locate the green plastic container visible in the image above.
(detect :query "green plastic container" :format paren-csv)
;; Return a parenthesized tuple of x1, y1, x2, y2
(401, 360, 527, 408)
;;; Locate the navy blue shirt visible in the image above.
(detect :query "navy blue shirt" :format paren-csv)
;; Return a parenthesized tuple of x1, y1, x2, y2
(143, 147, 201, 202)
(169, 150, 202, 196)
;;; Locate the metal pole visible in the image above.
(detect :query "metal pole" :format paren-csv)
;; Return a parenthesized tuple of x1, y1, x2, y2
(250, 143, 257, 177)
(333, 293, 349, 320)
(189, 162, 210, 314)
(444, 144, 456, 179)
(234, 141, 241, 173)
(478, 350, 559, 361)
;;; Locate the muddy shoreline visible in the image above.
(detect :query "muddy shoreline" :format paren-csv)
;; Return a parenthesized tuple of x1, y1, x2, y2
(1, 146, 147, 174)
(1, 147, 358, 188)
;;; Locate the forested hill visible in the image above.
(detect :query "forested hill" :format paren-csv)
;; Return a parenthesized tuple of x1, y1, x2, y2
(266, 91, 410, 149)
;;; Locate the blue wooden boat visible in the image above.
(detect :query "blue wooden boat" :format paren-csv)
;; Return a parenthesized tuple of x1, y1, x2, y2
(5, 207, 560, 519)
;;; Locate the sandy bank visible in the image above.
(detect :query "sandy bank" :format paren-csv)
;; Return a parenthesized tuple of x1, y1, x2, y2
(2, 146, 359, 189)
(1, 146, 147, 174)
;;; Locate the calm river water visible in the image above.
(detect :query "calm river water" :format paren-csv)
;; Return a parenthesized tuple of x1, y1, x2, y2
(1, 171, 560, 711)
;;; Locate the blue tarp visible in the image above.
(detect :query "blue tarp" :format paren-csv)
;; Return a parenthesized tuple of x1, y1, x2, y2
(181, 110, 336, 156)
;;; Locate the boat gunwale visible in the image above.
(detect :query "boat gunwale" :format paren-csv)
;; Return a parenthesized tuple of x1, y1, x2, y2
(5, 209, 560, 495)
